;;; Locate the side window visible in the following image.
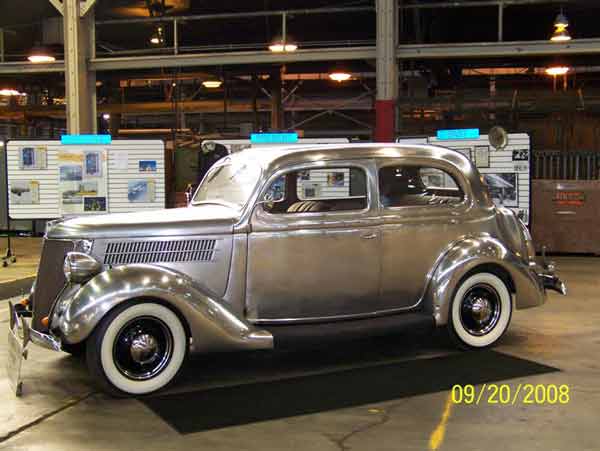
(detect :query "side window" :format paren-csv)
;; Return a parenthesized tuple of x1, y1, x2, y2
(264, 166, 368, 214)
(379, 165, 464, 208)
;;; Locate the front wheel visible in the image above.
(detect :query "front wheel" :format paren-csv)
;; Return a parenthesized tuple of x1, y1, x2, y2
(86, 302, 187, 397)
(447, 272, 512, 350)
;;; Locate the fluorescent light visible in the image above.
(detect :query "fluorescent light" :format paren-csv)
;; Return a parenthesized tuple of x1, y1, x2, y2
(28, 54, 56, 63)
(202, 80, 222, 88)
(268, 37, 298, 53)
(329, 72, 351, 82)
(546, 66, 569, 76)
(0, 89, 23, 96)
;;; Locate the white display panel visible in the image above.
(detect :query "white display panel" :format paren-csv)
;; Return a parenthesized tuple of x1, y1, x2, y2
(6, 140, 165, 220)
(398, 133, 531, 224)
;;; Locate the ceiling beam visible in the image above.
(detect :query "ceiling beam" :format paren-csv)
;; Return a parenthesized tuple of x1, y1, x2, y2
(48, 0, 64, 15)
(397, 38, 600, 59)
(0, 60, 65, 74)
(399, 0, 573, 9)
(2, 38, 600, 74)
(89, 47, 377, 71)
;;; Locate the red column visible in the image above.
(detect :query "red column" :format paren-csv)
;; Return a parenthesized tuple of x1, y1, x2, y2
(375, 99, 395, 142)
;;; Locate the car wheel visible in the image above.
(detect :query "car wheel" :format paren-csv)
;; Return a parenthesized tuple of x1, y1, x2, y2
(448, 272, 512, 350)
(86, 302, 187, 397)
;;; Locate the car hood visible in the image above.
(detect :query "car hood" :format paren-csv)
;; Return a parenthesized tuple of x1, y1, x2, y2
(47, 205, 240, 240)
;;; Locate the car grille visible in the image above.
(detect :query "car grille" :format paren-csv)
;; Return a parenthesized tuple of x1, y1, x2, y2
(32, 239, 74, 332)
(103, 239, 217, 265)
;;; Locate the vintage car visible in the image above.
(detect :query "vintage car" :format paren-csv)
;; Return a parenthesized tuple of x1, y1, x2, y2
(8, 144, 566, 396)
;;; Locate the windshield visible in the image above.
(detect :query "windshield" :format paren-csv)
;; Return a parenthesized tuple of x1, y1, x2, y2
(191, 157, 262, 210)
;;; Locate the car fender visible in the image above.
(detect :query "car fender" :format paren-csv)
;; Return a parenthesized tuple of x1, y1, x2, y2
(426, 234, 545, 326)
(53, 264, 273, 352)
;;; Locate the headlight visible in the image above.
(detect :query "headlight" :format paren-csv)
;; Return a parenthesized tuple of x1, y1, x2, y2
(74, 239, 93, 254)
(63, 252, 102, 284)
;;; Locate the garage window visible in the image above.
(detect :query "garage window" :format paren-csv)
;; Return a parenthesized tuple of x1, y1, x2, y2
(379, 165, 464, 208)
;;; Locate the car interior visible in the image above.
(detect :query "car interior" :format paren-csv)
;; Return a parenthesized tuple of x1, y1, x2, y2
(378, 166, 464, 207)
(263, 167, 368, 214)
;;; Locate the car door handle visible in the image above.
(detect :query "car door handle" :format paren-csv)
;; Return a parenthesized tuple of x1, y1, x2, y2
(361, 233, 378, 240)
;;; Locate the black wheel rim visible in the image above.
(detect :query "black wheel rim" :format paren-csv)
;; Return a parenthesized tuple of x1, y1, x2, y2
(459, 283, 502, 337)
(113, 316, 173, 381)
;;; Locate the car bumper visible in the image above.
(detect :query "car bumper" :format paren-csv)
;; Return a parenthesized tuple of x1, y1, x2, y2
(534, 256, 567, 296)
(537, 272, 567, 295)
(8, 301, 62, 352)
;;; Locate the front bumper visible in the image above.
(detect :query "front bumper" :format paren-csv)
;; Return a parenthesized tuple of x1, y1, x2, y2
(8, 301, 62, 352)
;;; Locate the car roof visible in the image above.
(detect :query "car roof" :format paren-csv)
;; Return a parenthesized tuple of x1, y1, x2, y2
(233, 143, 474, 174)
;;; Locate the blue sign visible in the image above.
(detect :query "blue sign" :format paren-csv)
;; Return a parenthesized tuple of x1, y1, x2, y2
(61, 134, 112, 145)
(436, 128, 480, 140)
(250, 132, 298, 144)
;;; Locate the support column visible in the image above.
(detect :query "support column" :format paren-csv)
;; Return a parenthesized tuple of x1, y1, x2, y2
(270, 69, 283, 131)
(62, 0, 97, 134)
(375, 0, 398, 142)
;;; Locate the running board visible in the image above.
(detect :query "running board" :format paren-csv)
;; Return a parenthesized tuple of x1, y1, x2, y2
(262, 313, 435, 349)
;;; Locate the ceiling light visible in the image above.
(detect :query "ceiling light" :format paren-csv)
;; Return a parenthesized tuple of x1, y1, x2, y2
(329, 72, 351, 82)
(150, 26, 165, 46)
(268, 36, 298, 53)
(0, 89, 23, 96)
(554, 12, 569, 29)
(551, 29, 571, 42)
(202, 80, 223, 88)
(546, 66, 569, 76)
(28, 45, 55, 63)
(551, 10, 571, 42)
(102, 113, 111, 120)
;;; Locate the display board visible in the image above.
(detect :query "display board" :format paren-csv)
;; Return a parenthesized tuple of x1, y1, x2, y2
(398, 133, 531, 224)
(6, 140, 165, 220)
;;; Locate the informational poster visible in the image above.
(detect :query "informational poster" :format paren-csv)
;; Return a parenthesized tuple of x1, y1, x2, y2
(18, 145, 47, 170)
(10, 180, 40, 204)
(58, 148, 108, 215)
(128, 180, 155, 203)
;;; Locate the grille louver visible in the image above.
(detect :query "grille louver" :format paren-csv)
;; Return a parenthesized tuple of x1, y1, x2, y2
(104, 239, 217, 265)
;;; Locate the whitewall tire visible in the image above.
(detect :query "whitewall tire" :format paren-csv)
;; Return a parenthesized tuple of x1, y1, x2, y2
(86, 302, 187, 396)
(448, 272, 512, 349)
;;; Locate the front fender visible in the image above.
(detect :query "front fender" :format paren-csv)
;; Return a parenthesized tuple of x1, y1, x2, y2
(53, 264, 273, 352)
(426, 235, 545, 326)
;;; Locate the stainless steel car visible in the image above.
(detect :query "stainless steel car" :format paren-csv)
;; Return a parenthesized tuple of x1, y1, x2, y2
(8, 144, 566, 396)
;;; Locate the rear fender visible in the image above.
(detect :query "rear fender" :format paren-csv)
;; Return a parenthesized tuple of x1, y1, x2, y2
(426, 235, 545, 326)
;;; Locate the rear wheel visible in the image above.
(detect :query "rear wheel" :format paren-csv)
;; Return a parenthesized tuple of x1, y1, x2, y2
(447, 272, 512, 350)
(86, 302, 187, 397)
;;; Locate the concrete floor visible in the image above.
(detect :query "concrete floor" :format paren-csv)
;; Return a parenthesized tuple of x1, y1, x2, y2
(0, 256, 598, 450)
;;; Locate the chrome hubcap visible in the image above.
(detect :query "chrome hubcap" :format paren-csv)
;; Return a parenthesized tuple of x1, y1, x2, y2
(130, 334, 159, 365)
(460, 284, 502, 336)
(113, 316, 173, 381)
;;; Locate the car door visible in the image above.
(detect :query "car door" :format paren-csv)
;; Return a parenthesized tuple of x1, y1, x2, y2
(245, 160, 382, 322)
(377, 158, 472, 309)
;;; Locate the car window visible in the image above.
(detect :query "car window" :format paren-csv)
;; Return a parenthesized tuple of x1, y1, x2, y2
(379, 165, 464, 208)
(264, 166, 368, 214)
